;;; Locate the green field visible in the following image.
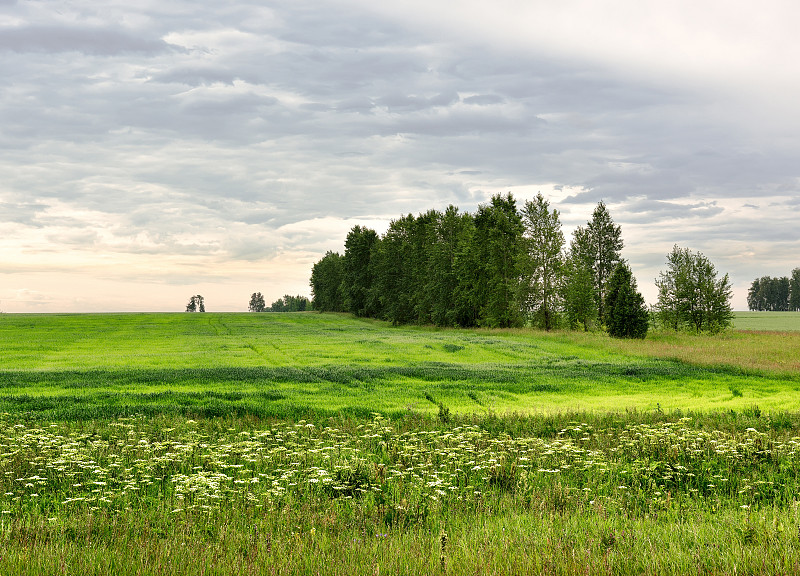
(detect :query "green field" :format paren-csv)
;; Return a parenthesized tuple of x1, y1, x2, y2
(734, 310, 800, 331)
(3, 312, 800, 575)
(1, 312, 799, 419)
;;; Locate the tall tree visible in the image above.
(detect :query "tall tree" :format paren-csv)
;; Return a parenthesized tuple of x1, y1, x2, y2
(585, 201, 624, 325)
(747, 277, 763, 311)
(791, 268, 800, 312)
(369, 214, 415, 325)
(654, 246, 691, 330)
(605, 262, 649, 339)
(571, 202, 623, 326)
(518, 193, 565, 330)
(342, 225, 378, 317)
(471, 193, 525, 328)
(562, 252, 598, 331)
(310, 251, 345, 312)
(429, 207, 475, 327)
(248, 292, 266, 312)
(654, 245, 733, 333)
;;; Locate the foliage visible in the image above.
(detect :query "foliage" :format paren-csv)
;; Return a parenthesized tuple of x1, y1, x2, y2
(570, 202, 623, 326)
(185, 295, 205, 312)
(310, 197, 631, 332)
(518, 193, 565, 330)
(310, 251, 345, 312)
(268, 294, 311, 312)
(655, 245, 733, 333)
(369, 214, 417, 325)
(748, 269, 800, 311)
(471, 193, 525, 328)
(428, 206, 475, 327)
(248, 292, 266, 312)
(562, 252, 598, 331)
(342, 225, 379, 317)
(604, 262, 648, 339)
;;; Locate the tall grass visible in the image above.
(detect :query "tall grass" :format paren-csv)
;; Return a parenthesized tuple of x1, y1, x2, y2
(3, 411, 800, 575)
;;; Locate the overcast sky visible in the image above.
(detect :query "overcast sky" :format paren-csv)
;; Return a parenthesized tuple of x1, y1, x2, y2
(2, 0, 799, 312)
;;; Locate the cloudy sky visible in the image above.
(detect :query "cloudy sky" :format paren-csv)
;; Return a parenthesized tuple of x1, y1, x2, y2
(2, 0, 798, 312)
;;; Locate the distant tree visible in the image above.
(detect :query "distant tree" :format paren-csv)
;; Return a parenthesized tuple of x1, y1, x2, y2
(605, 262, 649, 339)
(654, 246, 733, 333)
(518, 193, 565, 330)
(342, 225, 379, 317)
(747, 277, 764, 311)
(791, 268, 800, 312)
(185, 295, 205, 312)
(310, 251, 345, 312)
(249, 292, 266, 312)
(269, 295, 311, 312)
(748, 273, 795, 311)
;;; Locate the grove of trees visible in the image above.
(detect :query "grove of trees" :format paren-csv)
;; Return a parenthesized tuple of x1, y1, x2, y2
(266, 294, 311, 312)
(653, 246, 733, 333)
(747, 269, 800, 311)
(310, 193, 661, 338)
(310, 194, 737, 336)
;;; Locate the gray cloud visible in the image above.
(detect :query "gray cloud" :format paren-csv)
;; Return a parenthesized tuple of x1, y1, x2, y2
(0, 25, 175, 55)
(1, 0, 798, 311)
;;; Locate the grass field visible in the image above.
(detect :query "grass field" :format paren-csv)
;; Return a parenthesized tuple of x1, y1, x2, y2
(2, 312, 800, 575)
(734, 310, 800, 332)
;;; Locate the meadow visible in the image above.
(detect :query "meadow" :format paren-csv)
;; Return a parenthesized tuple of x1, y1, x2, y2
(2, 312, 800, 574)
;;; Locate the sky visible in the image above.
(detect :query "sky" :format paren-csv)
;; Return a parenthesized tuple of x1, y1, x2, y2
(1, 0, 799, 313)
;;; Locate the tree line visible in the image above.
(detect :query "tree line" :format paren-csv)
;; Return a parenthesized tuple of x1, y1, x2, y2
(747, 269, 800, 311)
(248, 292, 312, 312)
(310, 193, 733, 336)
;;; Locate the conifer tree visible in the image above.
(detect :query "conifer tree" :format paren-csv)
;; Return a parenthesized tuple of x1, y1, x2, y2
(605, 263, 648, 339)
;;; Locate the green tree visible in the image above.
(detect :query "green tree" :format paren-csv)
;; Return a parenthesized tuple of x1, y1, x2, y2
(571, 202, 624, 326)
(342, 225, 379, 317)
(605, 262, 648, 339)
(747, 277, 764, 311)
(791, 268, 800, 312)
(370, 214, 416, 325)
(655, 245, 733, 333)
(310, 251, 345, 312)
(185, 295, 205, 312)
(272, 295, 310, 312)
(471, 193, 525, 328)
(562, 252, 597, 331)
(248, 292, 266, 312)
(429, 207, 475, 327)
(518, 193, 565, 330)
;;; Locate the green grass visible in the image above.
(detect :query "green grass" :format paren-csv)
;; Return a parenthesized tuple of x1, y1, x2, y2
(1, 312, 799, 419)
(3, 312, 800, 574)
(734, 311, 800, 331)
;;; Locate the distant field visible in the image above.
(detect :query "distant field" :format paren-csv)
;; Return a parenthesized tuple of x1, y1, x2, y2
(1, 312, 798, 419)
(734, 311, 800, 331)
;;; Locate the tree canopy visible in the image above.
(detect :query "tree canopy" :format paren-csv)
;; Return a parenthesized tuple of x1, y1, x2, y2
(747, 270, 800, 311)
(185, 295, 205, 312)
(605, 262, 649, 339)
(655, 245, 733, 333)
